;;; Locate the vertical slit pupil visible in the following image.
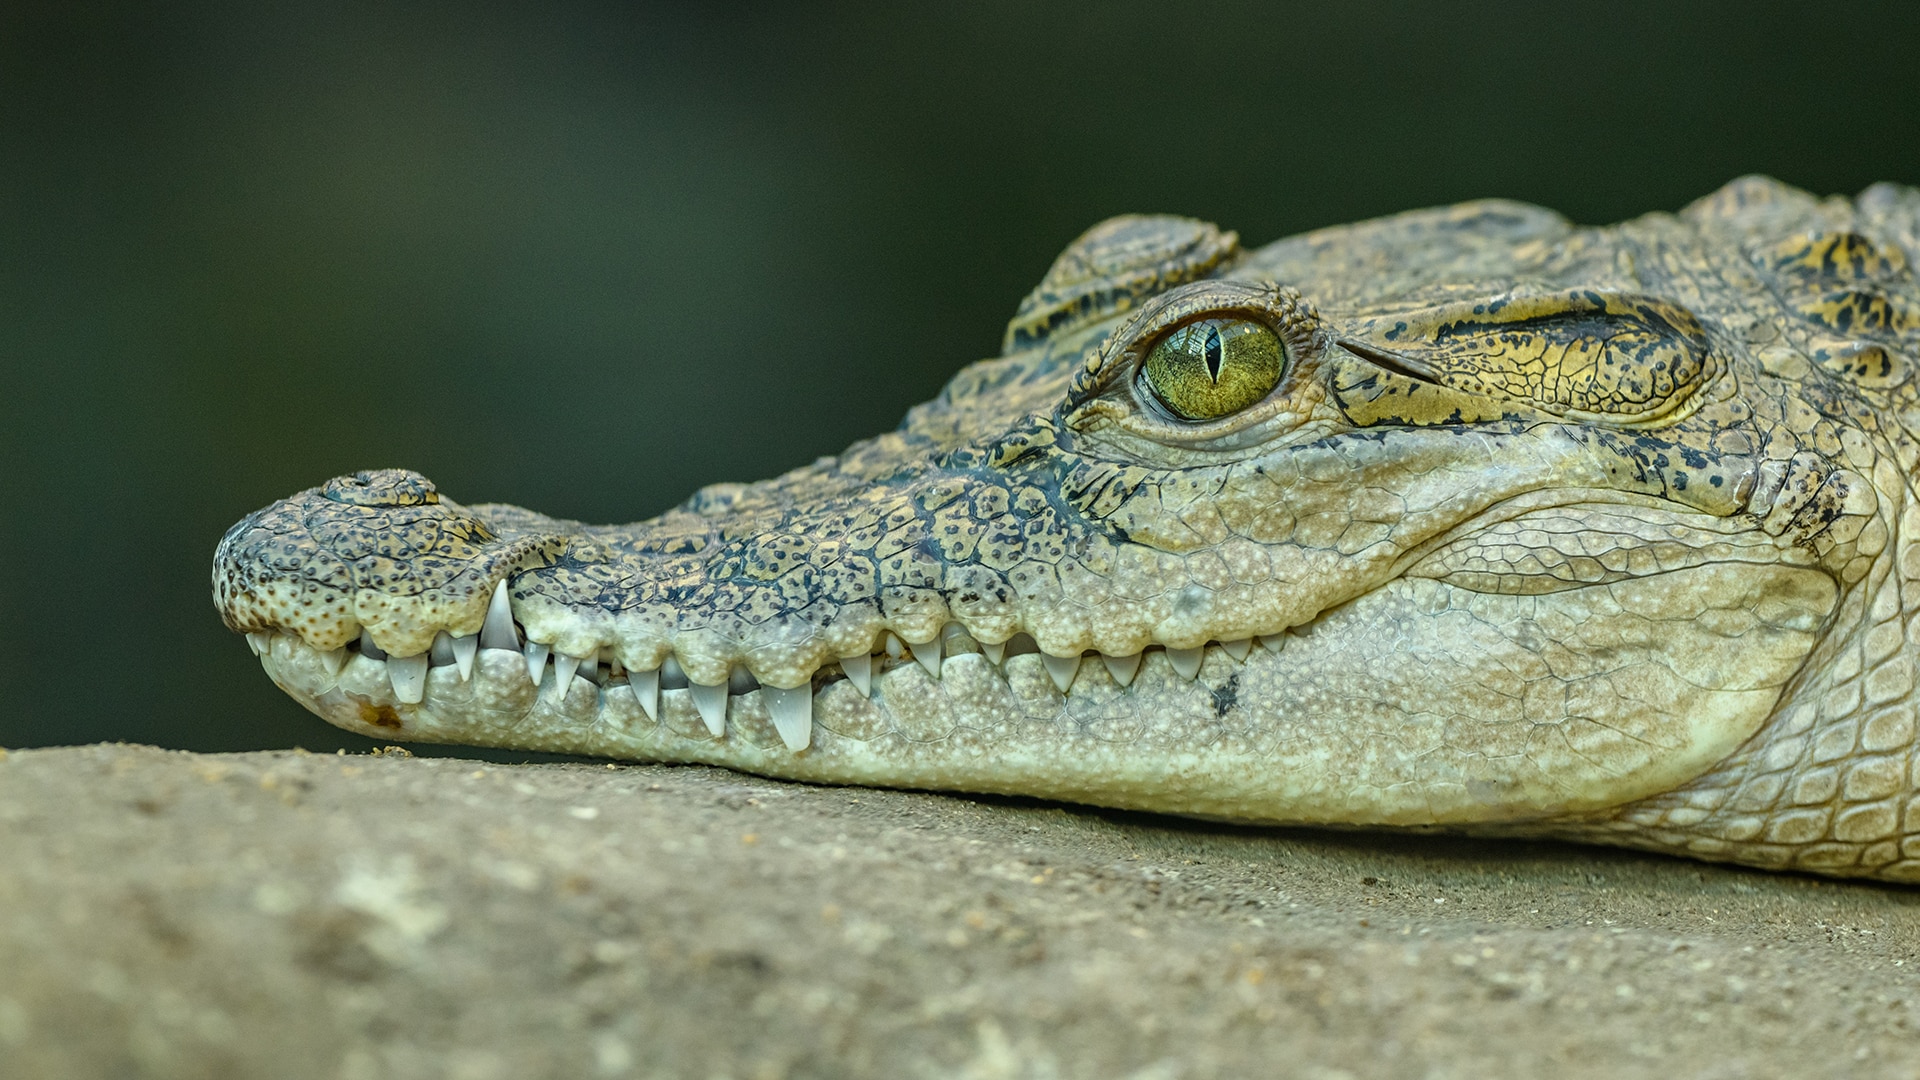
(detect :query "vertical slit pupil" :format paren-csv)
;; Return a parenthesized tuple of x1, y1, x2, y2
(1203, 324, 1223, 381)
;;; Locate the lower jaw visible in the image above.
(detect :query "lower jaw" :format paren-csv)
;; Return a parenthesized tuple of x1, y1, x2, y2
(249, 566, 1810, 828)
(253, 629, 1302, 814)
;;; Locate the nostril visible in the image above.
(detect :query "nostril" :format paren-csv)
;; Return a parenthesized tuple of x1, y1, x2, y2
(322, 469, 440, 507)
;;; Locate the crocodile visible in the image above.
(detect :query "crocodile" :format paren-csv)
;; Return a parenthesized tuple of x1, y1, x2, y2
(214, 176, 1920, 882)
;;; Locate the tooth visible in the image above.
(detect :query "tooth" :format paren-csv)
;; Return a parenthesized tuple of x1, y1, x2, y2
(388, 653, 428, 703)
(942, 623, 977, 652)
(429, 631, 456, 667)
(691, 680, 728, 736)
(1041, 653, 1080, 692)
(762, 685, 813, 751)
(912, 635, 943, 679)
(246, 631, 271, 656)
(552, 652, 583, 698)
(524, 642, 550, 685)
(480, 580, 518, 650)
(841, 653, 872, 697)
(1258, 634, 1286, 654)
(359, 628, 387, 661)
(319, 646, 346, 678)
(1167, 646, 1204, 680)
(660, 655, 689, 690)
(1102, 651, 1142, 687)
(629, 666, 659, 721)
(728, 667, 760, 695)
(1221, 638, 1252, 662)
(451, 634, 478, 680)
(980, 640, 1006, 666)
(885, 633, 906, 659)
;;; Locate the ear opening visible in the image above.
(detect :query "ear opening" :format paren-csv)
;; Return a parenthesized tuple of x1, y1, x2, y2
(1341, 290, 1714, 426)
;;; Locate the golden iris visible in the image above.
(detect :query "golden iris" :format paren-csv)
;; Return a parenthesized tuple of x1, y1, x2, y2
(1140, 317, 1285, 420)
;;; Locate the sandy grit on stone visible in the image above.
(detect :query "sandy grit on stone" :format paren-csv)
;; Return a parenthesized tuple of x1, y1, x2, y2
(1, 743, 1917, 1079)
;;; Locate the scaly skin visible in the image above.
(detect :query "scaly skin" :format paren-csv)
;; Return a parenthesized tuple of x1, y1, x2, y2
(214, 177, 1920, 881)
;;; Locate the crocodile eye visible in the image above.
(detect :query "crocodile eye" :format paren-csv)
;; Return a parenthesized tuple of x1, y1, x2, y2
(1140, 317, 1285, 421)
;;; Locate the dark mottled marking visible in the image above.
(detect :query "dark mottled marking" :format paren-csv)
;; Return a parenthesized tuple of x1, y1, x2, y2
(1210, 673, 1239, 718)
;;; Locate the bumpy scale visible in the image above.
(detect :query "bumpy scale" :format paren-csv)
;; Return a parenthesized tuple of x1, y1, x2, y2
(215, 180, 1920, 882)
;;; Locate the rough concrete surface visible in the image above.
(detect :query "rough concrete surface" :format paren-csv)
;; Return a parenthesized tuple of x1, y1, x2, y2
(2, 744, 1918, 1079)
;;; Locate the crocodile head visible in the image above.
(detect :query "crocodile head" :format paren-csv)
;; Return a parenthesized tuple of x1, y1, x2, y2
(215, 177, 1920, 880)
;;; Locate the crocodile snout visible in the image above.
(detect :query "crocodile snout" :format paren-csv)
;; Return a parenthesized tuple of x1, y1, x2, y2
(211, 470, 567, 657)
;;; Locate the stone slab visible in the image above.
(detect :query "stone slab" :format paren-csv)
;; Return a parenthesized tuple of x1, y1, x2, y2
(2, 744, 1917, 1079)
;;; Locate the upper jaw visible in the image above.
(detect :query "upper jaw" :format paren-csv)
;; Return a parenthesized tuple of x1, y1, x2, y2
(213, 410, 1680, 686)
(220, 464, 1317, 756)
(214, 450, 1339, 755)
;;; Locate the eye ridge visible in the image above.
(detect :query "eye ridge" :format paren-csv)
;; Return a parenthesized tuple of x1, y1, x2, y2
(1140, 315, 1287, 422)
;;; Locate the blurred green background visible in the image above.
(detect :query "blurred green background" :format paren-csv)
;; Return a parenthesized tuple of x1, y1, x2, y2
(5, 1, 1918, 755)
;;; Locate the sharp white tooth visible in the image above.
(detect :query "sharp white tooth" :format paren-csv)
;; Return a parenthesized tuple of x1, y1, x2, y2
(980, 640, 1006, 666)
(728, 667, 760, 695)
(1258, 634, 1286, 654)
(841, 653, 871, 697)
(660, 655, 689, 690)
(552, 652, 583, 699)
(912, 635, 943, 678)
(1167, 646, 1204, 680)
(359, 628, 387, 661)
(429, 630, 457, 667)
(480, 580, 518, 650)
(1041, 652, 1080, 692)
(1221, 638, 1252, 662)
(388, 653, 428, 703)
(319, 646, 346, 678)
(246, 631, 271, 656)
(691, 680, 728, 736)
(1102, 651, 1142, 687)
(762, 684, 813, 751)
(451, 634, 478, 680)
(524, 642, 550, 684)
(629, 667, 659, 721)
(885, 633, 906, 659)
